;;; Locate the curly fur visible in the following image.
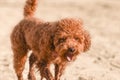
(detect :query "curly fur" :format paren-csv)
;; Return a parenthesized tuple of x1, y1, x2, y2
(10, 0, 91, 80)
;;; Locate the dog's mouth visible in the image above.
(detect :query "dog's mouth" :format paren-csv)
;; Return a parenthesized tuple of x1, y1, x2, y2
(65, 52, 74, 62)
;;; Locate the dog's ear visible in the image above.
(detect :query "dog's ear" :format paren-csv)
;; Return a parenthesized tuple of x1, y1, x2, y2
(83, 30, 91, 52)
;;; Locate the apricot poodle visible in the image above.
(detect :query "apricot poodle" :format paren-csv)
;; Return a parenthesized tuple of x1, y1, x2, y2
(10, 0, 91, 80)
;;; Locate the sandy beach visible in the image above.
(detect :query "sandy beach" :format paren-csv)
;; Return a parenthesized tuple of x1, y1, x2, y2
(0, 0, 120, 80)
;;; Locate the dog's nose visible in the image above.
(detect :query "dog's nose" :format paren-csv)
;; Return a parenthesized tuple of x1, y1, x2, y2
(68, 47, 75, 52)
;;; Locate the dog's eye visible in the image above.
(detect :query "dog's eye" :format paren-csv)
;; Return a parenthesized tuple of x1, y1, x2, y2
(75, 37, 79, 41)
(58, 38, 66, 43)
(75, 37, 81, 42)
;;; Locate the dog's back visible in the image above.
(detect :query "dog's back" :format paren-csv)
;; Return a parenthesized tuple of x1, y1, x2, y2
(11, 0, 43, 50)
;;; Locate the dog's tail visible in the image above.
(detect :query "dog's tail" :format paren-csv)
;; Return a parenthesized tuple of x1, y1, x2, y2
(24, 0, 38, 17)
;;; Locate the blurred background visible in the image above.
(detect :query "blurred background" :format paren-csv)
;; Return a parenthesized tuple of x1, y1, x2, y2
(0, 0, 120, 80)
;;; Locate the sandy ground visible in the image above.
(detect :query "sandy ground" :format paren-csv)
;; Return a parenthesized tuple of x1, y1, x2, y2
(0, 0, 120, 80)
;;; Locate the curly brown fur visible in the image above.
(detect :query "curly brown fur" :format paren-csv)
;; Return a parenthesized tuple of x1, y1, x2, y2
(10, 0, 91, 80)
(24, 0, 37, 17)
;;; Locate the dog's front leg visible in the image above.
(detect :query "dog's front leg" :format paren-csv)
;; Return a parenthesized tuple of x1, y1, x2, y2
(38, 60, 54, 80)
(43, 67, 54, 80)
(55, 63, 66, 80)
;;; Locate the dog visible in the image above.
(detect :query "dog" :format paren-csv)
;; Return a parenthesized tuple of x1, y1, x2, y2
(10, 0, 91, 80)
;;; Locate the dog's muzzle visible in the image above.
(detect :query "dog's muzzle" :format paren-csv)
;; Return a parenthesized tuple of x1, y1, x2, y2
(65, 47, 75, 62)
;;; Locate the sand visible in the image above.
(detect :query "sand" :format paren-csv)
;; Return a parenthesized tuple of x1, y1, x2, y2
(0, 0, 120, 80)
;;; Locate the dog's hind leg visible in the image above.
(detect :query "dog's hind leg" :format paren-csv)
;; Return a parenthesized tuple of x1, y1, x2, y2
(12, 46, 28, 80)
(28, 53, 37, 80)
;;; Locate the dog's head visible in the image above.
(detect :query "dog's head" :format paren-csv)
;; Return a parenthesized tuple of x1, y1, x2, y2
(51, 18, 91, 62)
